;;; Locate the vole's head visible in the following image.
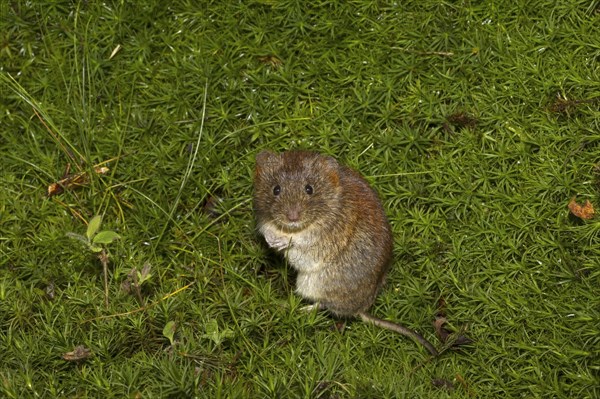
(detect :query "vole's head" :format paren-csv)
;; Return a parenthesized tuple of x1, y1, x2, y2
(253, 150, 342, 232)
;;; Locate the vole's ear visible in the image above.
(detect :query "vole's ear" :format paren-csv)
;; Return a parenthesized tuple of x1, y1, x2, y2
(255, 150, 279, 177)
(317, 155, 339, 170)
(318, 155, 341, 187)
(256, 150, 277, 165)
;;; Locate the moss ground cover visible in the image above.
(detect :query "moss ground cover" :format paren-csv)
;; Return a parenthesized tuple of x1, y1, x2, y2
(1, 1, 599, 397)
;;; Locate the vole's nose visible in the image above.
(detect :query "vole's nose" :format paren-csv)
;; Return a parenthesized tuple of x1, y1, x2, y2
(286, 206, 301, 222)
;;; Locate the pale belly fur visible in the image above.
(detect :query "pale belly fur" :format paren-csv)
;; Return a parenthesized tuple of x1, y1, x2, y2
(260, 222, 326, 300)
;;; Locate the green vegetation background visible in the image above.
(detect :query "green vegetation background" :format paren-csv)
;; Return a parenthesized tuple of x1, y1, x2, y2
(1, 0, 599, 397)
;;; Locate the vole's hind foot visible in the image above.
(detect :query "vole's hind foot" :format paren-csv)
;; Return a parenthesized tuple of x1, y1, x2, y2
(300, 303, 347, 332)
(300, 302, 325, 313)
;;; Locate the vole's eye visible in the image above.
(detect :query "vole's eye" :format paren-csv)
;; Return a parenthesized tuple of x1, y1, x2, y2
(273, 185, 281, 196)
(305, 184, 313, 195)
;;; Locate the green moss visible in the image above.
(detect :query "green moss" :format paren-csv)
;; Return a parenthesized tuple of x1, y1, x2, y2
(1, 0, 599, 397)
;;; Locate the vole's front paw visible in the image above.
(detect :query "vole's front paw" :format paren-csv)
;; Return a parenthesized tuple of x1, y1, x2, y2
(264, 230, 291, 251)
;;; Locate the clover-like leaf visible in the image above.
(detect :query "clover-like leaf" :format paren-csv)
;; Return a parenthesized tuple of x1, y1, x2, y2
(66, 232, 89, 245)
(93, 230, 121, 245)
(203, 319, 234, 346)
(138, 262, 153, 284)
(87, 215, 103, 241)
(89, 245, 103, 253)
(163, 321, 177, 346)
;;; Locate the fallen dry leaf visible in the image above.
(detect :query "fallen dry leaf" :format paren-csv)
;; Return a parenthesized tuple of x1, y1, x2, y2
(442, 112, 478, 135)
(434, 316, 473, 349)
(434, 316, 451, 342)
(548, 94, 596, 115)
(446, 112, 478, 129)
(62, 345, 92, 362)
(257, 55, 283, 68)
(47, 165, 109, 197)
(202, 195, 222, 218)
(568, 197, 595, 220)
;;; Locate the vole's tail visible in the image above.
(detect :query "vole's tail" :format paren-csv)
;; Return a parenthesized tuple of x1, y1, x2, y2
(359, 312, 439, 356)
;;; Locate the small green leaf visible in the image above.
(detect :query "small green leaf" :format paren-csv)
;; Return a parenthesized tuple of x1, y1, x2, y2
(89, 245, 103, 253)
(202, 319, 234, 346)
(66, 232, 89, 245)
(87, 215, 103, 241)
(93, 230, 121, 245)
(137, 271, 152, 285)
(204, 319, 218, 336)
(163, 321, 177, 346)
(139, 262, 152, 283)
